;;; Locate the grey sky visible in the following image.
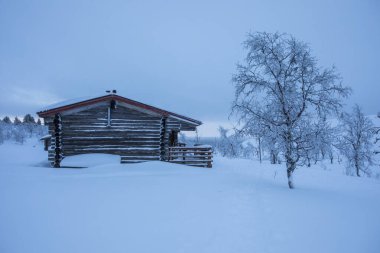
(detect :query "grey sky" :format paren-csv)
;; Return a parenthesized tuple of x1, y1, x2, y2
(1, 0, 379, 136)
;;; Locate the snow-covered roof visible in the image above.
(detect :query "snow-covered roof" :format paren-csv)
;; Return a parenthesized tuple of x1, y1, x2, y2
(37, 94, 202, 126)
(38, 95, 104, 112)
(39, 134, 51, 140)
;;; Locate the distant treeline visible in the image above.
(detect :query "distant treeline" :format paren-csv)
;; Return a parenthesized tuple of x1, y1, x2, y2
(0, 114, 47, 144)
(207, 113, 380, 179)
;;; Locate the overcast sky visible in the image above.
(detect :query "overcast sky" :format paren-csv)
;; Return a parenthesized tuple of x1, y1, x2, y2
(1, 0, 379, 136)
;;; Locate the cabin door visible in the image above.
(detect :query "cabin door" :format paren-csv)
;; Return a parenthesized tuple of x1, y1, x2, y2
(168, 130, 178, 147)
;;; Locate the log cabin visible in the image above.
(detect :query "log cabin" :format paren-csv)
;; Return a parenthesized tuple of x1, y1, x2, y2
(37, 91, 212, 168)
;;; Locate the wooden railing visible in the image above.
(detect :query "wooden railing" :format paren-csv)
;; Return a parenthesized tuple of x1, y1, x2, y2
(167, 146, 213, 168)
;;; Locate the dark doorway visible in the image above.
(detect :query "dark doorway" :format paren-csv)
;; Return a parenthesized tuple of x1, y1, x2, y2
(169, 130, 178, 147)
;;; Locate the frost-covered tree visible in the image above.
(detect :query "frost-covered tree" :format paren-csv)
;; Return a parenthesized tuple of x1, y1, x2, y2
(234, 120, 265, 162)
(374, 113, 380, 156)
(241, 141, 257, 159)
(304, 118, 337, 166)
(2, 116, 12, 124)
(13, 117, 21, 125)
(217, 127, 233, 157)
(1, 116, 13, 140)
(232, 32, 350, 188)
(22, 114, 38, 137)
(179, 132, 187, 144)
(320, 120, 339, 164)
(338, 105, 375, 177)
(262, 134, 281, 164)
(23, 114, 36, 124)
(0, 114, 47, 144)
(216, 127, 244, 158)
(0, 121, 5, 144)
(12, 124, 27, 144)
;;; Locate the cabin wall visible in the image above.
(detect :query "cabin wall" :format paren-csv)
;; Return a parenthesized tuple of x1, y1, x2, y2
(44, 103, 190, 165)
(44, 117, 57, 164)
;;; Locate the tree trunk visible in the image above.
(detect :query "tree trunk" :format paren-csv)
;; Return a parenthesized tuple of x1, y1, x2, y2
(285, 130, 295, 189)
(258, 137, 262, 163)
(270, 150, 279, 164)
(355, 163, 360, 177)
(354, 153, 360, 177)
(287, 166, 294, 189)
(286, 159, 296, 189)
(270, 151, 275, 164)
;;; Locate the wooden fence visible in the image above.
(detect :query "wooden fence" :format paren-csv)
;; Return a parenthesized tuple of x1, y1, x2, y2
(167, 146, 213, 168)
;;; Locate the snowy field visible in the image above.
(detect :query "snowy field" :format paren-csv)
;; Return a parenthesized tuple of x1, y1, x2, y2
(1, 139, 380, 253)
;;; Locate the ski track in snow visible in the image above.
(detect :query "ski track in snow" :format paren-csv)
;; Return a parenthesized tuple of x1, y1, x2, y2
(0, 139, 379, 253)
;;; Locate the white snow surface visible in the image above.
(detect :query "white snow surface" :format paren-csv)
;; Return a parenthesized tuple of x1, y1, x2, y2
(1, 139, 380, 253)
(61, 154, 120, 167)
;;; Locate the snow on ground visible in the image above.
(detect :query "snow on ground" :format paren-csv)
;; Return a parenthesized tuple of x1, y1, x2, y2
(0, 140, 380, 253)
(61, 154, 120, 167)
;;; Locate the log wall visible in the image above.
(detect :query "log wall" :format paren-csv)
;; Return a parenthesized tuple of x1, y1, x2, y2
(44, 103, 194, 165)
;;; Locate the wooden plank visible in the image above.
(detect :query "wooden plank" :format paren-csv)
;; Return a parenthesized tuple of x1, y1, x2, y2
(61, 140, 160, 145)
(121, 160, 150, 164)
(169, 147, 212, 150)
(63, 146, 159, 150)
(167, 145, 213, 168)
(169, 159, 213, 163)
(63, 132, 161, 137)
(168, 155, 213, 159)
(121, 157, 159, 161)
(63, 150, 160, 156)
(168, 151, 212, 155)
